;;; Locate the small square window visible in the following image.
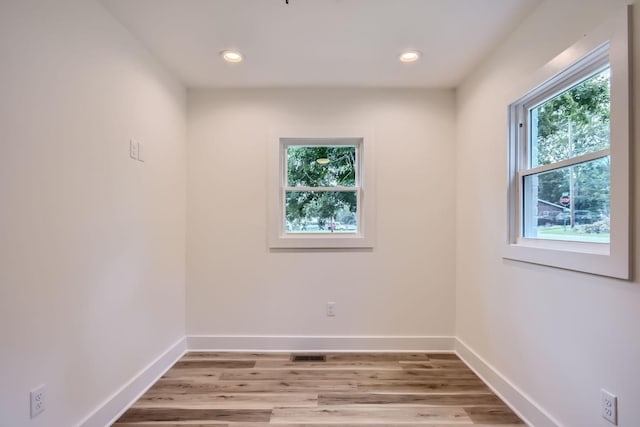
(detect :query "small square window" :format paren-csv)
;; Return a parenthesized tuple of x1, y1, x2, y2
(268, 135, 375, 248)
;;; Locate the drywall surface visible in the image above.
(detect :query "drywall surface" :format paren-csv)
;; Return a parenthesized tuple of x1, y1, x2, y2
(0, 1, 186, 426)
(187, 89, 456, 339)
(456, 0, 640, 426)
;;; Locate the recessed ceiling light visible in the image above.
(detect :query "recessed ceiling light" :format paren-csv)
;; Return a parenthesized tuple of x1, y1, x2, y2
(221, 50, 243, 63)
(399, 50, 421, 63)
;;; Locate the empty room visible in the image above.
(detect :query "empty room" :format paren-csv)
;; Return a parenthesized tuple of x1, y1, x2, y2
(1, 0, 639, 426)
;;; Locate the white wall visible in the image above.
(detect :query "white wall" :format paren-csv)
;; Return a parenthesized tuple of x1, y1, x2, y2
(0, 1, 186, 426)
(187, 89, 456, 342)
(5, 1, 639, 425)
(456, 1, 640, 426)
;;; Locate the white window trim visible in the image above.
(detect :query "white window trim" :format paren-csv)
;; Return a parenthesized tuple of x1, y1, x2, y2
(504, 6, 630, 279)
(268, 131, 375, 249)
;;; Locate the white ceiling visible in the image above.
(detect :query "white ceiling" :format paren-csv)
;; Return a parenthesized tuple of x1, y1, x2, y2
(100, 0, 541, 88)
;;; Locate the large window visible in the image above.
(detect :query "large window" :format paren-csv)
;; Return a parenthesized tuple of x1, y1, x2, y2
(520, 54, 611, 244)
(268, 136, 374, 248)
(505, 7, 630, 279)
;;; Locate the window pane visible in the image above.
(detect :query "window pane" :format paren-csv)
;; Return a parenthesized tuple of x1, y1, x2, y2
(523, 157, 610, 243)
(287, 146, 356, 187)
(285, 191, 357, 233)
(529, 68, 610, 167)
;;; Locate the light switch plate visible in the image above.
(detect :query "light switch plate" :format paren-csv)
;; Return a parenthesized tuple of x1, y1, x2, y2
(137, 142, 145, 162)
(130, 140, 139, 160)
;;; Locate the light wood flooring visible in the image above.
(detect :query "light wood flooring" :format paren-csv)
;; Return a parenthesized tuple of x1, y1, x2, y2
(113, 352, 525, 426)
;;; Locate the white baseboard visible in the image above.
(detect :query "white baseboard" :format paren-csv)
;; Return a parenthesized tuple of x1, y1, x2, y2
(76, 336, 187, 427)
(187, 335, 456, 352)
(455, 337, 561, 427)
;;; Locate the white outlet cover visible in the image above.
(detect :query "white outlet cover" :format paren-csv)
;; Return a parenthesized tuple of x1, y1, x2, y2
(326, 302, 336, 317)
(30, 385, 46, 418)
(601, 389, 617, 425)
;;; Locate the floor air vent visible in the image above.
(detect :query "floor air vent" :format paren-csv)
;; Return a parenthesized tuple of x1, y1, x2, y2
(291, 354, 326, 362)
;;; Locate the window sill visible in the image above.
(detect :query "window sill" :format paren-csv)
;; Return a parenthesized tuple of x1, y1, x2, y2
(515, 237, 609, 255)
(503, 240, 628, 279)
(269, 232, 374, 249)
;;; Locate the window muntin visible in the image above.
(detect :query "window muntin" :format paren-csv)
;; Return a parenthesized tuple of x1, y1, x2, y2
(517, 49, 611, 245)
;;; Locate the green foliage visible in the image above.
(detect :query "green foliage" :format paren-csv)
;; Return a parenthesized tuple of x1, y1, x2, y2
(533, 69, 610, 218)
(578, 216, 610, 234)
(535, 70, 610, 152)
(536, 157, 610, 215)
(287, 146, 355, 187)
(285, 145, 357, 229)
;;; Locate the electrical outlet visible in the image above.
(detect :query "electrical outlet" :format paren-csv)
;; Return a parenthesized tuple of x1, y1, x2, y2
(601, 389, 617, 424)
(130, 140, 139, 160)
(326, 301, 336, 317)
(30, 385, 46, 418)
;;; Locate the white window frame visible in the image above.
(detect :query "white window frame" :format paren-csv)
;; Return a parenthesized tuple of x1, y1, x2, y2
(504, 6, 630, 279)
(268, 133, 375, 249)
(518, 47, 610, 243)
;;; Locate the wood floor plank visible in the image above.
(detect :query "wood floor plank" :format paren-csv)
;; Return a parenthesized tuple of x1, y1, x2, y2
(270, 406, 472, 424)
(115, 408, 271, 423)
(146, 379, 356, 394)
(218, 369, 480, 382)
(356, 378, 487, 386)
(172, 360, 256, 369)
(318, 392, 504, 407)
(182, 352, 290, 361)
(401, 360, 469, 369)
(464, 407, 523, 424)
(427, 354, 463, 360)
(162, 369, 222, 379)
(324, 352, 432, 362)
(356, 380, 492, 394)
(133, 393, 318, 409)
(254, 360, 404, 370)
